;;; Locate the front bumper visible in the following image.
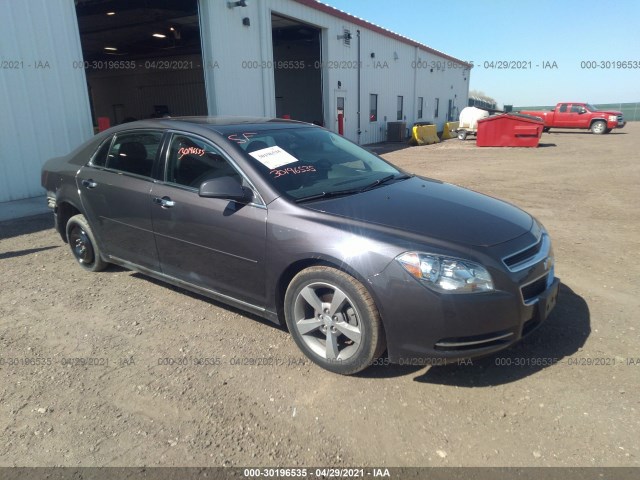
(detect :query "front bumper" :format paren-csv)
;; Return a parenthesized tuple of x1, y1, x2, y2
(369, 241, 559, 364)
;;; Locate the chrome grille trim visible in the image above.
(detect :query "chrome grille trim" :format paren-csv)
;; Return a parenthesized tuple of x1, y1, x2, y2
(435, 332, 514, 348)
(503, 234, 551, 272)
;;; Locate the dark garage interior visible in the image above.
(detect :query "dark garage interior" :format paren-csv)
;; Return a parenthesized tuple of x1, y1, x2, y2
(271, 14, 323, 125)
(75, 0, 207, 127)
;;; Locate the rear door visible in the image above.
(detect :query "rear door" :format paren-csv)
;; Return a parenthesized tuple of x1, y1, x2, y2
(554, 103, 572, 127)
(76, 130, 164, 270)
(149, 132, 268, 307)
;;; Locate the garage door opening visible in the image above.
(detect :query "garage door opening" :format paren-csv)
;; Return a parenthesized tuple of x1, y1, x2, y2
(75, 0, 207, 129)
(272, 14, 323, 125)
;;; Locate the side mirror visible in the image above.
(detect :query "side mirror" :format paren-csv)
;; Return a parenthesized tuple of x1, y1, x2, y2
(579, 108, 586, 114)
(199, 176, 252, 202)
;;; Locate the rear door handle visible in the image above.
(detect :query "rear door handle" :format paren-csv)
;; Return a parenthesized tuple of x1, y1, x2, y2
(81, 179, 97, 189)
(153, 196, 175, 208)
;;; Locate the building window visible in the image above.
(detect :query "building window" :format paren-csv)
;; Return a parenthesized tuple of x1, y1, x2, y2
(397, 96, 403, 121)
(417, 97, 423, 119)
(369, 94, 378, 122)
(434, 98, 440, 118)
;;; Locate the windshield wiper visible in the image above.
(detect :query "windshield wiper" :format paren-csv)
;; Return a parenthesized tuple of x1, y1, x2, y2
(294, 188, 362, 203)
(294, 173, 413, 203)
(359, 173, 413, 192)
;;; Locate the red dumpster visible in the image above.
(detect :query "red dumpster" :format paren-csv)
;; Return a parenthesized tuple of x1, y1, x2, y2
(476, 113, 544, 147)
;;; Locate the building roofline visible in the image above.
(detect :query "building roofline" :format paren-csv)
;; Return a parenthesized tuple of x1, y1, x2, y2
(293, 0, 473, 68)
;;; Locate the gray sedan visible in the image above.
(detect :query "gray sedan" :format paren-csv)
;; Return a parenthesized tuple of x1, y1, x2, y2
(41, 117, 559, 374)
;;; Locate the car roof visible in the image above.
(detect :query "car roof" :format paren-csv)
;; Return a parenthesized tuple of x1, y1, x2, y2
(112, 116, 317, 135)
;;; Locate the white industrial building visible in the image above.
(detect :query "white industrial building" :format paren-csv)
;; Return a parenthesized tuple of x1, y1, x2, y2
(0, 0, 471, 203)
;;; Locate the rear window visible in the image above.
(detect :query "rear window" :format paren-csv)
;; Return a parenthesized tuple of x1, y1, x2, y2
(105, 131, 163, 178)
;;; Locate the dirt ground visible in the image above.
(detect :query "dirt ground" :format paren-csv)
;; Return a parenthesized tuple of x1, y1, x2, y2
(1, 124, 638, 468)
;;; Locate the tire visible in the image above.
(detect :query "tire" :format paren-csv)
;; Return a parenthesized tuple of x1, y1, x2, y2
(65, 214, 107, 272)
(543, 127, 551, 133)
(457, 130, 468, 140)
(284, 266, 385, 375)
(591, 120, 607, 134)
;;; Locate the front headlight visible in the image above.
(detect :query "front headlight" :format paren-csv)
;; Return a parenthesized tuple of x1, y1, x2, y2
(608, 115, 617, 122)
(396, 252, 494, 294)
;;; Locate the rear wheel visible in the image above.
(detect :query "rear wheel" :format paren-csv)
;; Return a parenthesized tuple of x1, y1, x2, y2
(66, 214, 107, 272)
(457, 130, 468, 140)
(591, 120, 607, 134)
(284, 266, 385, 375)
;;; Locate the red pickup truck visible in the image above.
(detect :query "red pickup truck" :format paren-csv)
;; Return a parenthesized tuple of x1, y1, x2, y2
(519, 103, 626, 134)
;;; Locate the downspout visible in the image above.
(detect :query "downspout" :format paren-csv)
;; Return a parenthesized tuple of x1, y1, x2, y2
(413, 46, 418, 123)
(357, 29, 361, 144)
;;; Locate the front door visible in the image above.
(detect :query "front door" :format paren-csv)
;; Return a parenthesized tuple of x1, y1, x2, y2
(568, 104, 590, 128)
(150, 132, 267, 306)
(76, 130, 164, 270)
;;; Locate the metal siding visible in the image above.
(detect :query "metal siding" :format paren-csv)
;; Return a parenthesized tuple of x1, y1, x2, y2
(199, 0, 273, 117)
(197, 0, 469, 144)
(0, 0, 93, 202)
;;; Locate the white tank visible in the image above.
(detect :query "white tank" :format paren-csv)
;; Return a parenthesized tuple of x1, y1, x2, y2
(458, 107, 490, 130)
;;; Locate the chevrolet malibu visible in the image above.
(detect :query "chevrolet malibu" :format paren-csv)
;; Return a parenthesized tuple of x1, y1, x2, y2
(41, 117, 559, 374)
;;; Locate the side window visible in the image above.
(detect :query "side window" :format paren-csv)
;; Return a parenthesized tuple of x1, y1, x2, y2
(91, 137, 112, 167)
(167, 134, 241, 188)
(570, 104, 582, 113)
(369, 94, 378, 122)
(559, 104, 568, 113)
(106, 131, 162, 178)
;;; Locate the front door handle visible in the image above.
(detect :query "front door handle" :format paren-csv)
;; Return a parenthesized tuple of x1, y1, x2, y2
(153, 196, 175, 208)
(81, 179, 97, 189)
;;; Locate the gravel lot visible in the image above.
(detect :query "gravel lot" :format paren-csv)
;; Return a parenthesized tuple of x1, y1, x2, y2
(1, 124, 638, 468)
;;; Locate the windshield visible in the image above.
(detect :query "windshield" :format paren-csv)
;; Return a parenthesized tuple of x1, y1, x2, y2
(585, 104, 599, 111)
(227, 127, 403, 201)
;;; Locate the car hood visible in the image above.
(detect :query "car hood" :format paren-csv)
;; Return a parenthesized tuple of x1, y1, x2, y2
(595, 110, 623, 116)
(303, 176, 533, 247)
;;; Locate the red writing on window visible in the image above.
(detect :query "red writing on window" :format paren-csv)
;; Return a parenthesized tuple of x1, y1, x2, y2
(228, 133, 257, 144)
(178, 146, 205, 159)
(270, 165, 316, 178)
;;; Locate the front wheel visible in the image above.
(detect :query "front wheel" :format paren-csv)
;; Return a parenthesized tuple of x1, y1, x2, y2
(66, 214, 107, 272)
(284, 266, 385, 375)
(457, 130, 468, 140)
(591, 120, 607, 134)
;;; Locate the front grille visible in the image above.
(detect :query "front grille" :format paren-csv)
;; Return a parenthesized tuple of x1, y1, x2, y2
(521, 275, 548, 304)
(503, 239, 542, 269)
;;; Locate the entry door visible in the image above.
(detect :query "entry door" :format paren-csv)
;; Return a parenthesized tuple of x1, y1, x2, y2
(447, 99, 455, 122)
(76, 130, 164, 270)
(336, 95, 345, 135)
(150, 133, 267, 306)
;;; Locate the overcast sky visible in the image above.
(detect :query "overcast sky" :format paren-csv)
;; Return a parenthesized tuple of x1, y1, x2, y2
(325, 0, 640, 106)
